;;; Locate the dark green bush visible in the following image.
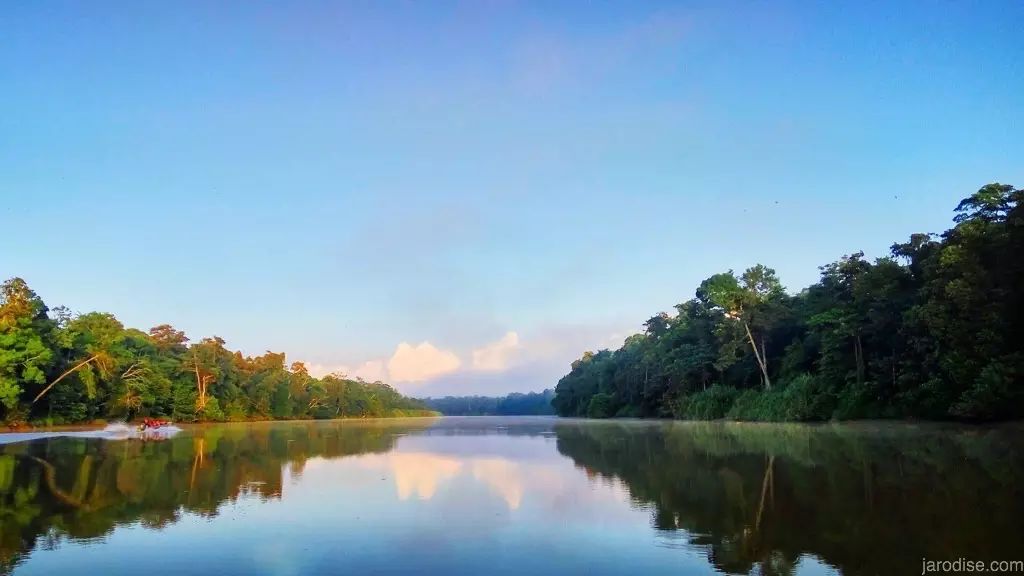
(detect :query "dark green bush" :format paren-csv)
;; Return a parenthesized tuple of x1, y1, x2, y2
(614, 404, 643, 418)
(586, 393, 615, 418)
(677, 386, 740, 420)
(726, 389, 786, 421)
(950, 356, 1023, 420)
(779, 374, 835, 421)
(834, 381, 894, 420)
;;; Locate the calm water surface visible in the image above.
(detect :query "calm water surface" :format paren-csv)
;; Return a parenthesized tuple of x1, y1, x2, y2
(1, 417, 1022, 575)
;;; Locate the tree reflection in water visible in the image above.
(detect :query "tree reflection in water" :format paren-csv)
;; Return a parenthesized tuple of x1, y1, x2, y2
(0, 419, 438, 573)
(554, 420, 1024, 576)
(2, 419, 1023, 576)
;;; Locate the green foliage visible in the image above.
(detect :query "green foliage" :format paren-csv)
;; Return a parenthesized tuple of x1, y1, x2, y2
(171, 383, 199, 422)
(0, 280, 432, 425)
(723, 377, 837, 422)
(197, 397, 225, 422)
(676, 386, 739, 420)
(586, 393, 615, 419)
(726, 389, 787, 421)
(0, 278, 55, 415)
(0, 379, 22, 411)
(950, 356, 1023, 420)
(553, 183, 1024, 422)
(778, 374, 835, 421)
(613, 404, 643, 418)
(833, 382, 886, 420)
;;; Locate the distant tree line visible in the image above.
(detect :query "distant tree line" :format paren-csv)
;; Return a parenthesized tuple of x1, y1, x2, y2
(0, 285, 435, 425)
(553, 183, 1024, 421)
(422, 390, 556, 416)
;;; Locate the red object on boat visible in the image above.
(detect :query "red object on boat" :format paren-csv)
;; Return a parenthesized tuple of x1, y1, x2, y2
(140, 417, 171, 430)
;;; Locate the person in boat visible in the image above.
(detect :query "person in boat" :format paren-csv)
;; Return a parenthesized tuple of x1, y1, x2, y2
(139, 417, 171, 431)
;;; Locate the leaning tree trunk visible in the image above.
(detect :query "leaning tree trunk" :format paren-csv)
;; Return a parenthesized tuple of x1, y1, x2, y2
(32, 354, 99, 404)
(743, 322, 772, 390)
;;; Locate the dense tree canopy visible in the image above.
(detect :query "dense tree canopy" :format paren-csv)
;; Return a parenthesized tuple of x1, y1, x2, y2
(422, 390, 556, 416)
(553, 183, 1024, 421)
(0, 286, 434, 425)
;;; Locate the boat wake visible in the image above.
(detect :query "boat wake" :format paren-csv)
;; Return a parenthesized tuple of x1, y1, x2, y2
(0, 422, 183, 445)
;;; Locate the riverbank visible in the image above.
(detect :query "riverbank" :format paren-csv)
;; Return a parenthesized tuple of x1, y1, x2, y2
(571, 380, 1019, 423)
(4, 421, 109, 433)
(5, 410, 441, 433)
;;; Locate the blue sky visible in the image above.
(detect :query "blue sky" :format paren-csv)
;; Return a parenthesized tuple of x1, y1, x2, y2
(2, 1, 1022, 396)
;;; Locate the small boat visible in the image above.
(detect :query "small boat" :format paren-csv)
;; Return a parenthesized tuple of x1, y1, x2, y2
(139, 418, 173, 432)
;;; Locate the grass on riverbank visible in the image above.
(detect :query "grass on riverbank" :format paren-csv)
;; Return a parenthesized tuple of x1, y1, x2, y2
(667, 375, 897, 422)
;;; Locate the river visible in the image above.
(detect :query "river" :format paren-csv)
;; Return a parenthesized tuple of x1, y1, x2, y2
(1, 417, 1021, 575)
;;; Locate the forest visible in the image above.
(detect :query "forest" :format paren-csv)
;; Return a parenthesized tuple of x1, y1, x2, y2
(0, 286, 435, 426)
(421, 390, 556, 416)
(553, 183, 1024, 422)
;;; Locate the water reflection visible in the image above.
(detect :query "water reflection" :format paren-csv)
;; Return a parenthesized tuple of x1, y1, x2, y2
(1, 418, 1022, 576)
(554, 420, 1024, 576)
(355, 453, 530, 509)
(357, 452, 463, 500)
(0, 419, 438, 573)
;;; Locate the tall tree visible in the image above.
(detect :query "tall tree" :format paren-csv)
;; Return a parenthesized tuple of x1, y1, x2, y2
(698, 266, 783, 390)
(0, 279, 55, 414)
(33, 312, 126, 405)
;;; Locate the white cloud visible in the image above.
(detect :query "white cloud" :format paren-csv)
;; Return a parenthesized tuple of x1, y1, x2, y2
(472, 331, 522, 371)
(304, 363, 351, 378)
(302, 359, 385, 382)
(387, 341, 461, 383)
(407, 322, 637, 396)
(304, 323, 629, 395)
(351, 359, 386, 383)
